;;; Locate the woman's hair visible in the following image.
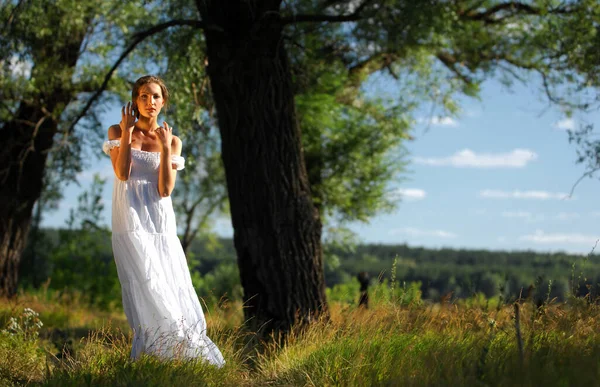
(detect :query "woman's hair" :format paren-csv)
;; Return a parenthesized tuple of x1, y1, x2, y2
(132, 75, 170, 115)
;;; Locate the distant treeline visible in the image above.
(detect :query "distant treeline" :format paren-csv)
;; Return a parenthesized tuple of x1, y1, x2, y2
(19, 228, 600, 308)
(326, 244, 600, 303)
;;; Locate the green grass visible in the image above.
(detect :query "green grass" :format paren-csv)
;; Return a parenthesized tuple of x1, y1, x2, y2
(2, 291, 600, 386)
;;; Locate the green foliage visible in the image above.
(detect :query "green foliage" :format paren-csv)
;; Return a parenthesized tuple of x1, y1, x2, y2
(322, 226, 358, 285)
(191, 262, 243, 308)
(328, 243, 597, 302)
(326, 280, 360, 304)
(374, 279, 423, 306)
(43, 175, 121, 309)
(291, 23, 413, 224)
(460, 293, 503, 310)
(327, 279, 423, 307)
(22, 229, 600, 309)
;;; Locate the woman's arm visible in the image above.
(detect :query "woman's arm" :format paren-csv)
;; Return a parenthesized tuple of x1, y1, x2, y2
(108, 102, 136, 181)
(157, 121, 182, 197)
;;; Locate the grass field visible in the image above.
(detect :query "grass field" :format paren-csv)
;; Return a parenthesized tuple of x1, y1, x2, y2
(1, 289, 600, 386)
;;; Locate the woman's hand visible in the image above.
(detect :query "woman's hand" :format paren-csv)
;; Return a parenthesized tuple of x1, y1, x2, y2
(156, 121, 173, 151)
(120, 101, 137, 134)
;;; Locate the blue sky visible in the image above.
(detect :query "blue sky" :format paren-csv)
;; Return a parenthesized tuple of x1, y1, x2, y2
(350, 79, 600, 254)
(41, 78, 600, 254)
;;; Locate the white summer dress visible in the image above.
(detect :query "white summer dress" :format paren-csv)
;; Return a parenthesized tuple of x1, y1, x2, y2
(103, 140, 225, 366)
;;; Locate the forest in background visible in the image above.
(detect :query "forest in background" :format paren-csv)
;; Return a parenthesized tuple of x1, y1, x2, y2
(19, 226, 600, 310)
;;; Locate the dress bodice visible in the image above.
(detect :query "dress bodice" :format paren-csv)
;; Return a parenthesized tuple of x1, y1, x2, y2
(102, 140, 185, 182)
(130, 149, 161, 181)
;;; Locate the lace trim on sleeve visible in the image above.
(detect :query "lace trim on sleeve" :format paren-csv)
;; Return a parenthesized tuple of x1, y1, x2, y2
(171, 155, 185, 171)
(102, 139, 121, 155)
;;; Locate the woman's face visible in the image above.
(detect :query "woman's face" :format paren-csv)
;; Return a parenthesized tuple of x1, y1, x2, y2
(135, 83, 164, 118)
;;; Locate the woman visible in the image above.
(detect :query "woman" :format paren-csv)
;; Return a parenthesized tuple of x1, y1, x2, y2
(103, 75, 224, 366)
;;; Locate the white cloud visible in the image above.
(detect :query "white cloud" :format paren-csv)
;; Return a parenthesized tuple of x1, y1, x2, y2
(479, 189, 571, 200)
(556, 212, 580, 221)
(414, 148, 537, 168)
(502, 211, 546, 222)
(500, 211, 581, 221)
(502, 211, 534, 220)
(430, 117, 458, 127)
(553, 118, 576, 131)
(465, 109, 481, 118)
(417, 116, 459, 127)
(520, 230, 599, 245)
(390, 227, 457, 239)
(390, 188, 426, 201)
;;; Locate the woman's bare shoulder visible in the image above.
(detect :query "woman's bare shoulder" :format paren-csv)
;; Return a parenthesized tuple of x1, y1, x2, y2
(108, 125, 122, 140)
(171, 135, 182, 156)
(172, 135, 182, 147)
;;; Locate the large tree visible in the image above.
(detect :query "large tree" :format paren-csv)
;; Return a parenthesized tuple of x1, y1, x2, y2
(0, 0, 160, 296)
(192, 0, 600, 334)
(196, 2, 328, 334)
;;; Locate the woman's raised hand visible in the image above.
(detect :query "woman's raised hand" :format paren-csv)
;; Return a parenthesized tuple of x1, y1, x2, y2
(156, 121, 173, 151)
(120, 102, 137, 134)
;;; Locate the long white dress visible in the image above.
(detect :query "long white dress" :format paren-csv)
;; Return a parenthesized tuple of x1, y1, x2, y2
(103, 140, 225, 366)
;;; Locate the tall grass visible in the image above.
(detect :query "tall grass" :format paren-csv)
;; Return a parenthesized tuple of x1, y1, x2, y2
(2, 289, 600, 386)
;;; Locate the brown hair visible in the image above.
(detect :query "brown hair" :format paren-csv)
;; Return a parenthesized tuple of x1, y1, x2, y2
(131, 75, 169, 115)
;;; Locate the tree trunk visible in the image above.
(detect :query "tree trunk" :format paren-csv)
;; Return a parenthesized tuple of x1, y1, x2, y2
(199, 1, 328, 335)
(0, 5, 87, 296)
(0, 104, 58, 297)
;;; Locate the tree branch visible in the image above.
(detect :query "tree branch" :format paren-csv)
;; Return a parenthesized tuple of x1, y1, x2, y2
(317, 0, 349, 11)
(181, 194, 206, 253)
(181, 193, 226, 254)
(500, 55, 537, 70)
(281, 0, 375, 25)
(568, 167, 600, 199)
(460, 1, 576, 24)
(436, 52, 474, 85)
(498, 62, 527, 83)
(349, 52, 397, 79)
(536, 68, 590, 111)
(65, 19, 211, 135)
(281, 12, 362, 24)
(496, 54, 592, 110)
(434, 48, 592, 111)
(4, 0, 26, 31)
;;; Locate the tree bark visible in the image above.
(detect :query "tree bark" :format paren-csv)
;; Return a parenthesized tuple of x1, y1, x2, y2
(198, 1, 328, 335)
(0, 104, 58, 297)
